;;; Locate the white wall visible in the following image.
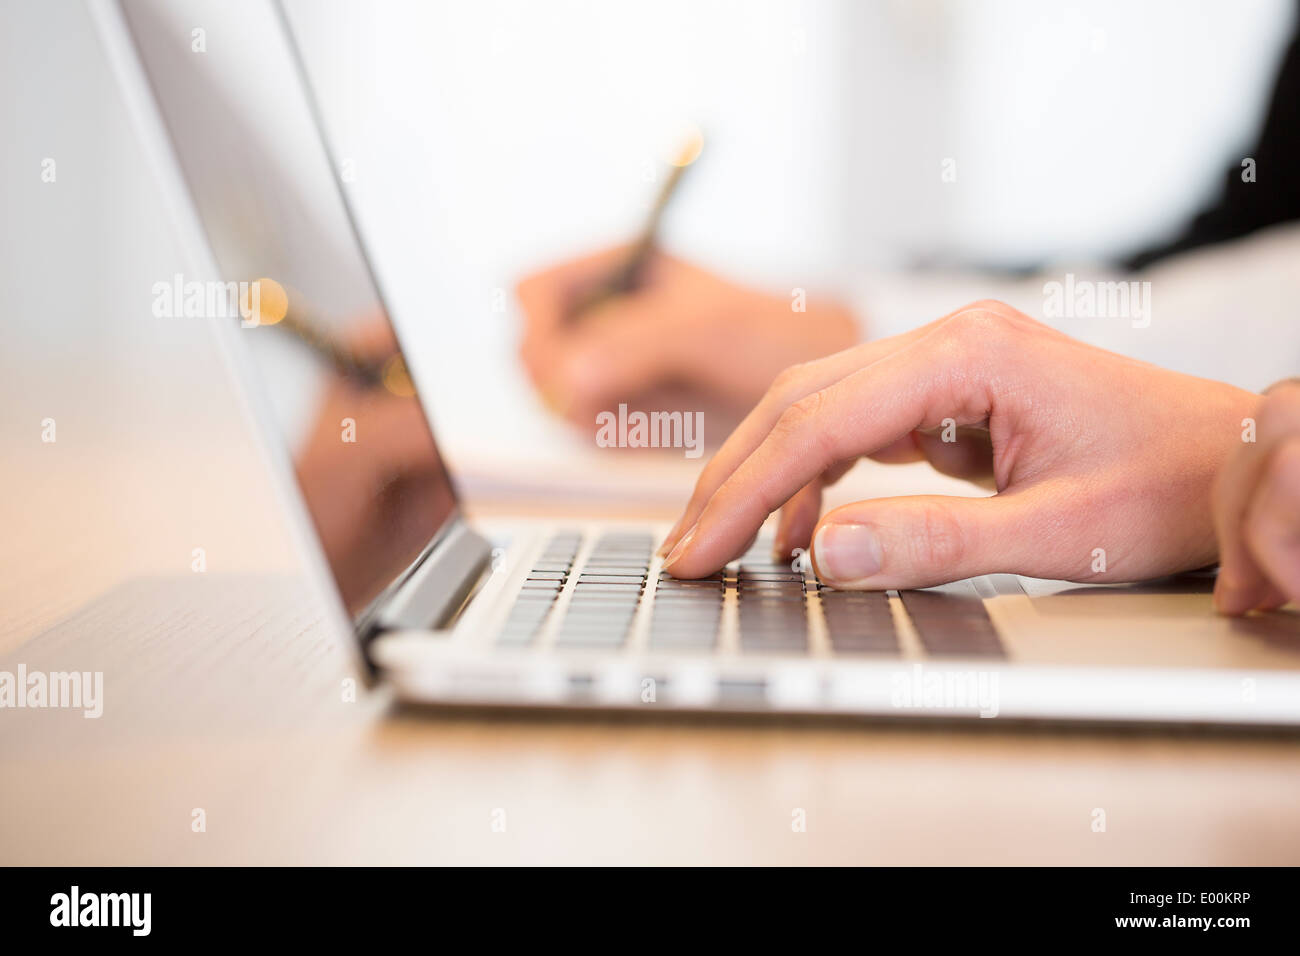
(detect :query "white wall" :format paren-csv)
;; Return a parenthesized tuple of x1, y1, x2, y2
(2, 0, 1294, 468)
(280, 0, 1294, 457)
(283, 0, 848, 460)
(0, 0, 299, 642)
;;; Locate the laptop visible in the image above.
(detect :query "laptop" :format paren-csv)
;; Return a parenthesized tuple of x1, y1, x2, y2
(92, 0, 1300, 726)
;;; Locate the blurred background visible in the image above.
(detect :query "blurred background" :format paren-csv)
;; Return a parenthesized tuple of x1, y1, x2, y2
(288, 0, 1295, 461)
(2, 0, 1299, 642)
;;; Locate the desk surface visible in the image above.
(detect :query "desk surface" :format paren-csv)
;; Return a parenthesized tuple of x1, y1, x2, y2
(8, 708, 1300, 865)
(3, 433, 1299, 865)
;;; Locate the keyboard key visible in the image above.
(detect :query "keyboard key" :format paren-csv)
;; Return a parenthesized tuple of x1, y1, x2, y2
(650, 574, 723, 649)
(496, 530, 585, 646)
(554, 630, 631, 648)
(738, 570, 803, 581)
(898, 588, 1004, 658)
(820, 589, 898, 654)
(738, 576, 809, 652)
(571, 583, 644, 597)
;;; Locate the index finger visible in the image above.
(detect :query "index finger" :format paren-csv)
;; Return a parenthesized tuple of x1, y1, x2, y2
(662, 320, 994, 577)
(657, 302, 1003, 557)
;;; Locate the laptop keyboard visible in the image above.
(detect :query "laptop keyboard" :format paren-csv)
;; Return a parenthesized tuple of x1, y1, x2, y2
(736, 557, 811, 653)
(495, 531, 582, 647)
(555, 532, 653, 648)
(497, 530, 1004, 658)
(821, 590, 899, 654)
(899, 588, 1006, 658)
(651, 569, 724, 650)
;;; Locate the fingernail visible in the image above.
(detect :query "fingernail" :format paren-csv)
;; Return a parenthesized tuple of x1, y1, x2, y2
(657, 517, 687, 557)
(812, 522, 882, 585)
(663, 523, 698, 571)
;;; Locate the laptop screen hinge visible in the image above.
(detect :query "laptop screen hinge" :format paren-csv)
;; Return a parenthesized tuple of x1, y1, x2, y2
(370, 517, 493, 634)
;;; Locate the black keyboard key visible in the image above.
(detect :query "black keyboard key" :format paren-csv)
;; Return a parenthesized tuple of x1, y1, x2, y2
(898, 587, 1004, 658)
(738, 575, 809, 651)
(820, 589, 899, 655)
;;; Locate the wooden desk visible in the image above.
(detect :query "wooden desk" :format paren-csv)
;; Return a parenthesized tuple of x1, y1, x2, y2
(3, 505, 1299, 865)
(2, 408, 1298, 865)
(5, 668, 1300, 864)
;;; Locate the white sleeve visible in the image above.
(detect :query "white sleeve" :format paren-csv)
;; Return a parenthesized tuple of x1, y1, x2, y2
(842, 221, 1300, 393)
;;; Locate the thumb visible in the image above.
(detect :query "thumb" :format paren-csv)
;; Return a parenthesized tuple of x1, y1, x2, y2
(810, 493, 1048, 590)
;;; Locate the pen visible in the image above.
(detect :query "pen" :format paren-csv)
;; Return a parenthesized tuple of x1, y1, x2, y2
(566, 128, 704, 320)
(240, 278, 391, 390)
(274, 307, 388, 389)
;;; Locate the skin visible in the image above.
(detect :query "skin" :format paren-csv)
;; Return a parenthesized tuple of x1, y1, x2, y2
(1213, 381, 1300, 615)
(657, 300, 1266, 602)
(516, 245, 858, 428)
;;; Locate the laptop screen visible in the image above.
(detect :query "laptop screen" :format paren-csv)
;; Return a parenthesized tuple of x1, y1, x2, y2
(120, 0, 458, 618)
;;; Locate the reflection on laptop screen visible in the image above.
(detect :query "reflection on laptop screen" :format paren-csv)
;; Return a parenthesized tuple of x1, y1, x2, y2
(120, 0, 457, 617)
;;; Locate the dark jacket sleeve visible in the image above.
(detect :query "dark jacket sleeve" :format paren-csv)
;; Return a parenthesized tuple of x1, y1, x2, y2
(1124, 10, 1300, 271)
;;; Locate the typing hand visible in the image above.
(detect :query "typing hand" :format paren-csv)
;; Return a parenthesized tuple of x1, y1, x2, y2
(516, 246, 857, 427)
(1213, 381, 1300, 614)
(659, 300, 1258, 590)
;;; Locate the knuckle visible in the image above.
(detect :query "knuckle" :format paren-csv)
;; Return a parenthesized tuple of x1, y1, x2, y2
(779, 389, 826, 432)
(789, 388, 827, 420)
(771, 389, 834, 459)
(966, 298, 1012, 315)
(768, 362, 813, 402)
(941, 300, 1039, 346)
(946, 306, 1011, 339)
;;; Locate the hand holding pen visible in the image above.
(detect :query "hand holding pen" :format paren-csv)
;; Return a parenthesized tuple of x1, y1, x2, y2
(516, 130, 858, 426)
